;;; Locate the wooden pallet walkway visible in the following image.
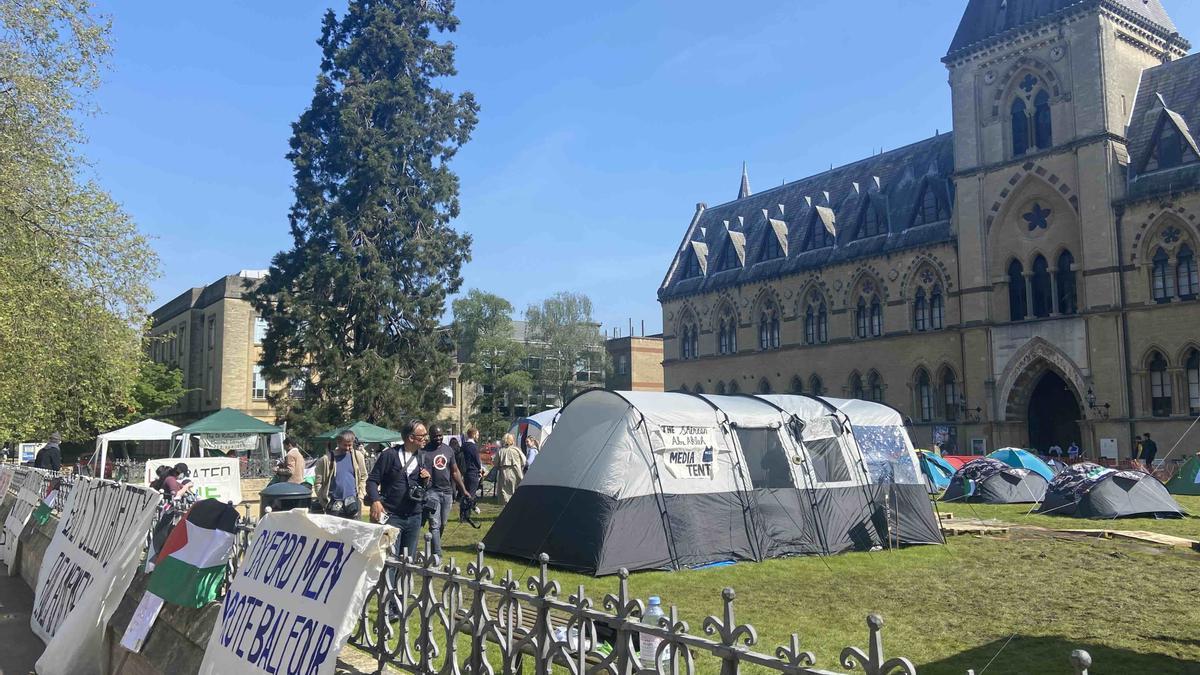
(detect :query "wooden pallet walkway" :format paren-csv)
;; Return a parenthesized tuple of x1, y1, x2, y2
(940, 522, 1009, 536)
(1037, 528, 1199, 549)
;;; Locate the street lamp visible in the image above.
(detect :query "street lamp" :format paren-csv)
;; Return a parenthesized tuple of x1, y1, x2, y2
(958, 399, 983, 423)
(1085, 388, 1110, 419)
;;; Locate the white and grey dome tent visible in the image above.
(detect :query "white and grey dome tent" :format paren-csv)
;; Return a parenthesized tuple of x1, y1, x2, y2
(483, 390, 943, 575)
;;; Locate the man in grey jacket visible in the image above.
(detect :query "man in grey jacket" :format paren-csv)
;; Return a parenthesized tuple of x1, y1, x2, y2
(34, 432, 62, 471)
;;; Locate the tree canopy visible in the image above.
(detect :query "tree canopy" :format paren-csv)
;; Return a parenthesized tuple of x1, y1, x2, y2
(524, 292, 606, 406)
(251, 0, 478, 439)
(0, 0, 159, 441)
(452, 290, 531, 439)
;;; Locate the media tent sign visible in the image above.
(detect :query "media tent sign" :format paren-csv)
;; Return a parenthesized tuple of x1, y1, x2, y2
(198, 510, 389, 675)
(30, 477, 161, 675)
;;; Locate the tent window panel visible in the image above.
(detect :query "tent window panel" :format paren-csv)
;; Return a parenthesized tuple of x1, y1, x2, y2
(804, 437, 852, 484)
(852, 425, 921, 485)
(735, 428, 793, 489)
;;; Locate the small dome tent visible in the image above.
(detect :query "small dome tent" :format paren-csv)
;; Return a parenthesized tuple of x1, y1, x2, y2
(942, 457, 1048, 504)
(1039, 463, 1186, 519)
(1166, 454, 1200, 496)
(988, 448, 1056, 482)
(918, 451, 956, 493)
(508, 408, 559, 450)
(483, 390, 942, 575)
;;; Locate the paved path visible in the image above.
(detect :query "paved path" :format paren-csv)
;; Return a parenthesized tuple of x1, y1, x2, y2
(0, 565, 40, 675)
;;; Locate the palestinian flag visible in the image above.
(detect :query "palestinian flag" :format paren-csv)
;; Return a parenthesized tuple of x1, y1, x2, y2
(146, 499, 239, 608)
(32, 485, 58, 526)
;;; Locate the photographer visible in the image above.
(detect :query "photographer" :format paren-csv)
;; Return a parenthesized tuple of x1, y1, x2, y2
(314, 430, 368, 519)
(367, 420, 432, 559)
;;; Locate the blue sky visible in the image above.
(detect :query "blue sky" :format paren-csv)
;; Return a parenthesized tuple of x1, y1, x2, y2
(84, 0, 1200, 336)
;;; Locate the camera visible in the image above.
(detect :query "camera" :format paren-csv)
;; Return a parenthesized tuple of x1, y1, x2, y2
(408, 483, 427, 503)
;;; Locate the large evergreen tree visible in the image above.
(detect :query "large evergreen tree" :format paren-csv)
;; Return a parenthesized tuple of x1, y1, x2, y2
(252, 0, 478, 438)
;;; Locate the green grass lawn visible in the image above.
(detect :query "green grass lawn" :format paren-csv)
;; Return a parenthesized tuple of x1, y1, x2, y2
(943, 494, 1200, 539)
(420, 499, 1200, 675)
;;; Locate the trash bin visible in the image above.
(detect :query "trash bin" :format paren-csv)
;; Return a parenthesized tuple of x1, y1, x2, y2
(259, 481, 313, 512)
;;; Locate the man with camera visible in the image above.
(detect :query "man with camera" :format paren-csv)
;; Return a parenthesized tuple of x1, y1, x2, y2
(367, 420, 433, 559)
(314, 430, 368, 518)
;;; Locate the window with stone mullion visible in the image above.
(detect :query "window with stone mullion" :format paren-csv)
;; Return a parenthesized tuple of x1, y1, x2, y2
(931, 286, 944, 329)
(1152, 248, 1174, 302)
(1187, 350, 1200, 414)
(1178, 245, 1198, 298)
(914, 289, 928, 332)
(1150, 353, 1172, 417)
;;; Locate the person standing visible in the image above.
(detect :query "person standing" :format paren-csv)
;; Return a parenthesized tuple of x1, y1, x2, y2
(1133, 435, 1144, 465)
(368, 421, 432, 559)
(1067, 441, 1080, 462)
(34, 432, 62, 471)
(282, 436, 307, 484)
(421, 425, 468, 556)
(1141, 432, 1159, 472)
(459, 428, 482, 517)
(495, 433, 525, 504)
(314, 431, 367, 518)
(524, 436, 540, 469)
(1048, 443, 1062, 459)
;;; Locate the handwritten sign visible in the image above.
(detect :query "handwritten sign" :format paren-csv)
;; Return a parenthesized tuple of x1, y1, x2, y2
(145, 457, 243, 503)
(4, 468, 46, 573)
(198, 510, 388, 675)
(31, 477, 161, 675)
(657, 425, 717, 479)
(198, 433, 260, 451)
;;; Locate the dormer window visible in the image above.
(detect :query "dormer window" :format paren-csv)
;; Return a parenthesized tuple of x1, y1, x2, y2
(858, 200, 885, 239)
(681, 250, 702, 279)
(912, 185, 948, 227)
(713, 241, 739, 273)
(760, 226, 784, 262)
(1144, 115, 1199, 173)
(804, 212, 835, 250)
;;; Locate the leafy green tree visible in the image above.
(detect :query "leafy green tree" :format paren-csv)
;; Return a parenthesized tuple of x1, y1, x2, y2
(0, 0, 159, 441)
(525, 292, 607, 405)
(127, 360, 186, 422)
(451, 290, 531, 438)
(251, 0, 478, 440)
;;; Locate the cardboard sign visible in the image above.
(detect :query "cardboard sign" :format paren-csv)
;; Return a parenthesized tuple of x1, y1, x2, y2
(145, 457, 243, 503)
(657, 425, 717, 479)
(119, 592, 165, 653)
(198, 510, 389, 675)
(31, 477, 161, 675)
(3, 468, 47, 572)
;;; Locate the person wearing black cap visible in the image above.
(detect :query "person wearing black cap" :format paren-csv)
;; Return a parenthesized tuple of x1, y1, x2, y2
(34, 432, 62, 471)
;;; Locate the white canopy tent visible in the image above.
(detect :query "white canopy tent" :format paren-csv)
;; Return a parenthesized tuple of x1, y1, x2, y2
(94, 418, 180, 478)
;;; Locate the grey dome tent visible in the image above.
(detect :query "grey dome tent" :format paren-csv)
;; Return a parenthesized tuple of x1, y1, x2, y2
(482, 390, 943, 575)
(941, 457, 1047, 504)
(1038, 463, 1185, 519)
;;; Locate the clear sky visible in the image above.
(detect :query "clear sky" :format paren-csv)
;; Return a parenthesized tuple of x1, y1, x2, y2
(84, 0, 1200, 336)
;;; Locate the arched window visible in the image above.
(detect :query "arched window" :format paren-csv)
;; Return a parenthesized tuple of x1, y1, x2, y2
(758, 306, 780, 350)
(1152, 247, 1174, 302)
(809, 375, 823, 396)
(680, 326, 691, 360)
(817, 303, 828, 343)
(868, 371, 883, 403)
(859, 201, 884, 238)
(1011, 98, 1030, 157)
(942, 370, 958, 421)
(1034, 90, 1052, 150)
(806, 214, 834, 250)
(1031, 255, 1052, 317)
(718, 319, 729, 355)
(916, 370, 933, 422)
(856, 297, 868, 339)
(761, 228, 783, 262)
(1178, 244, 1198, 299)
(790, 375, 804, 395)
(717, 381, 727, 395)
(804, 307, 815, 345)
(717, 313, 737, 355)
(869, 297, 883, 337)
(850, 373, 864, 399)
(1057, 250, 1077, 315)
(690, 327, 699, 360)
(758, 378, 772, 395)
(694, 383, 705, 395)
(912, 186, 948, 227)
(913, 288, 928, 332)
(931, 286, 944, 329)
(728, 380, 740, 395)
(1008, 259, 1027, 320)
(1149, 352, 1172, 417)
(1187, 349, 1200, 414)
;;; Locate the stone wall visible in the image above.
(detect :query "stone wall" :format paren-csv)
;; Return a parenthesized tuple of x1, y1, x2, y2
(105, 569, 219, 675)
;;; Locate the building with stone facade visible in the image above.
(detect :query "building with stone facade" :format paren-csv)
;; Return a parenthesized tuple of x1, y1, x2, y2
(659, 0, 1200, 460)
(606, 333, 665, 392)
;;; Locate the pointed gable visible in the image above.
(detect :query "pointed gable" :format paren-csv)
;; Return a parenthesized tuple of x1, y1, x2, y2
(1127, 52, 1200, 199)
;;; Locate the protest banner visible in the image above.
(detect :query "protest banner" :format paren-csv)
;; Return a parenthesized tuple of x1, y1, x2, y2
(3, 468, 47, 573)
(0, 465, 13, 551)
(198, 510, 389, 675)
(145, 456, 243, 503)
(30, 477, 161, 675)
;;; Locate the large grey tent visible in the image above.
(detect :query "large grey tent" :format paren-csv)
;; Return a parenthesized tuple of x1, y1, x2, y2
(1038, 463, 1185, 519)
(483, 390, 943, 575)
(941, 457, 1048, 504)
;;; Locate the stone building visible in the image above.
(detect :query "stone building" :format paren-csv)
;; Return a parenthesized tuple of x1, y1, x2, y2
(148, 271, 278, 424)
(606, 333, 665, 392)
(659, 0, 1200, 460)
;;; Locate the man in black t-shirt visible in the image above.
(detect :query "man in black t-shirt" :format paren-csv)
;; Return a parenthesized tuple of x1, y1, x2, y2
(367, 421, 432, 559)
(1140, 433, 1159, 472)
(423, 426, 468, 555)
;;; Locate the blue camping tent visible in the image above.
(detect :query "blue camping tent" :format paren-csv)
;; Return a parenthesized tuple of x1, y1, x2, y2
(918, 451, 956, 493)
(989, 448, 1055, 482)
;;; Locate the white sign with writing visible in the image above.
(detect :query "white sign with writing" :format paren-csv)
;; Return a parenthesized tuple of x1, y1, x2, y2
(4, 468, 46, 573)
(657, 425, 717, 479)
(1100, 438, 1118, 460)
(31, 477, 161, 675)
(198, 433, 260, 451)
(198, 510, 389, 675)
(145, 457, 243, 503)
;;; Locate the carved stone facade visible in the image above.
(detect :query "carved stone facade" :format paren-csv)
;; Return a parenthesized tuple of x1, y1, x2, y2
(659, 1, 1200, 458)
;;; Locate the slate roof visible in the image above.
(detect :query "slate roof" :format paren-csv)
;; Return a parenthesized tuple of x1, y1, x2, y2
(659, 134, 955, 301)
(1126, 52, 1200, 200)
(946, 0, 1180, 61)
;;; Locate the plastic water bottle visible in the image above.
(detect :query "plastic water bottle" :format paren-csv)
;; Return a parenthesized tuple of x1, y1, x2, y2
(640, 596, 664, 666)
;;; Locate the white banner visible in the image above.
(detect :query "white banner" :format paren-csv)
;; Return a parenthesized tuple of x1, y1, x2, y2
(198, 433, 260, 451)
(4, 468, 47, 573)
(144, 457, 243, 503)
(31, 477, 161, 675)
(656, 425, 717, 479)
(198, 510, 389, 675)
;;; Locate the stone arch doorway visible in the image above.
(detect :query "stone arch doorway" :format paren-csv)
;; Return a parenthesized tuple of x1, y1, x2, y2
(1026, 371, 1081, 453)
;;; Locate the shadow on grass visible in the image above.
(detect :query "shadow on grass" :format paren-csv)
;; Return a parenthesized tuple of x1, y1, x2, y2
(921, 635, 1200, 675)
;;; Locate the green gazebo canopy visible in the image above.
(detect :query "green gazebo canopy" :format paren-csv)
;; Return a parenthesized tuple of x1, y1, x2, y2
(313, 420, 404, 444)
(175, 408, 284, 435)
